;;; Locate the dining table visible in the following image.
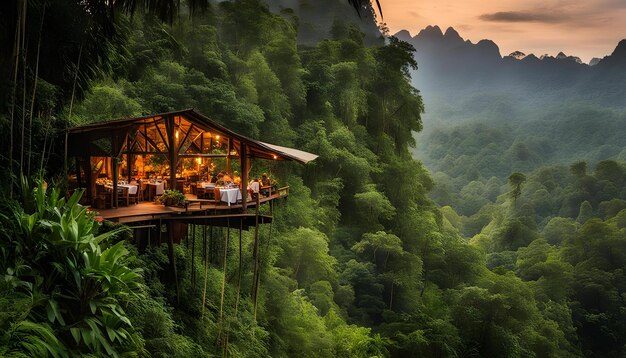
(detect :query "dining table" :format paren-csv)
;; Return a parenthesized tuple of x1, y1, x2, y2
(105, 183, 139, 195)
(145, 182, 164, 201)
(219, 187, 242, 206)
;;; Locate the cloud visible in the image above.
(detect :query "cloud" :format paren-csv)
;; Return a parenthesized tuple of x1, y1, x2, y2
(597, 0, 626, 9)
(408, 10, 423, 19)
(479, 11, 568, 23)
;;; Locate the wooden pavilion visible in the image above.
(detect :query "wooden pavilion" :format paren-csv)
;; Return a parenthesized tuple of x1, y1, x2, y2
(67, 109, 317, 307)
(67, 108, 317, 213)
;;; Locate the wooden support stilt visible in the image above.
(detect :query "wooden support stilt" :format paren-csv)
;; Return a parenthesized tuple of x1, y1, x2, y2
(217, 219, 230, 348)
(202, 225, 207, 264)
(225, 219, 244, 358)
(167, 222, 180, 305)
(185, 223, 189, 250)
(235, 219, 243, 313)
(252, 195, 261, 320)
(158, 219, 162, 245)
(191, 223, 196, 289)
(262, 220, 274, 268)
(241, 143, 248, 212)
(201, 224, 209, 319)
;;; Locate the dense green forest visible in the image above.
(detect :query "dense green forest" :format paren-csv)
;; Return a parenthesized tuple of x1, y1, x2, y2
(0, 0, 625, 357)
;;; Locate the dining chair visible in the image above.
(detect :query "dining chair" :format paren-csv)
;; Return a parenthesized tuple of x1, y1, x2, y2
(95, 184, 112, 209)
(213, 187, 221, 204)
(117, 187, 130, 207)
(129, 185, 139, 204)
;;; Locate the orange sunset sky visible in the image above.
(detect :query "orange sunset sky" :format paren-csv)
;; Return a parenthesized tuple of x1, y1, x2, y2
(379, 0, 626, 63)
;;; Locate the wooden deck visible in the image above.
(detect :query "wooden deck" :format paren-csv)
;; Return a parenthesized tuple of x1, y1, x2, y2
(91, 192, 286, 224)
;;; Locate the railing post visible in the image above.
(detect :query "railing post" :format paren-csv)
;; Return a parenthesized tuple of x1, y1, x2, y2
(241, 143, 248, 212)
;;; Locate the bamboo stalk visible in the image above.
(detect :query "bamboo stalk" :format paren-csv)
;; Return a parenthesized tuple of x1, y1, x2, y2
(65, 43, 83, 176)
(9, 0, 24, 196)
(28, 4, 45, 177)
(38, 118, 49, 174)
(20, 34, 28, 173)
(19, 0, 28, 172)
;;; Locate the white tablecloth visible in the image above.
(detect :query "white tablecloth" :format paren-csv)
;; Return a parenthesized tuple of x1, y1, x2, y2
(120, 184, 138, 195)
(220, 188, 242, 206)
(146, 182, 164, 195)
(106, 184, 138, 195)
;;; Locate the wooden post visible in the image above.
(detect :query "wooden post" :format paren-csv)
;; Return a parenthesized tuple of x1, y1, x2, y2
(241, 143, 248, 211)
(252, 193, 261, 320)
(165, 116, 177, 192)
(201, 131, 204, 154)
(111, 134, 120, 208)
(127, 135, 132, 181)
(127, 154, 132, 182)
(112, 157, 119, 208)
(84, 156, 93, 200)
(75, 157, 82, 189)
(226, 137, 231, 174)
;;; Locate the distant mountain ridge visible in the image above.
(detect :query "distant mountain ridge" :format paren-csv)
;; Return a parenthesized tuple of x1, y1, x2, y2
(396, 25, 624, 66)
(394, 25, 626, 107)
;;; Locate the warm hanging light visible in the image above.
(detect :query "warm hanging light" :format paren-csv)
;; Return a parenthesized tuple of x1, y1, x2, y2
(215, 135, 220, 140)
(175, 130, 179, 139)
(196, 157, 202, 164)
(273, 155, 277, 160)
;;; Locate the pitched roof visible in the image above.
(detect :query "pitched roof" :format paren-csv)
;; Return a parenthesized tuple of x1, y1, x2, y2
(68, 109, 318, 164)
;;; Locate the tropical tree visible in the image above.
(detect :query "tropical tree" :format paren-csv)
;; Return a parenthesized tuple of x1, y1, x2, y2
(508, 172, 526, 208)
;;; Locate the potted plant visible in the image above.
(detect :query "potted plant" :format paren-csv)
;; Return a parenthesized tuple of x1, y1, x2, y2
(158, 189, 187, 207)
